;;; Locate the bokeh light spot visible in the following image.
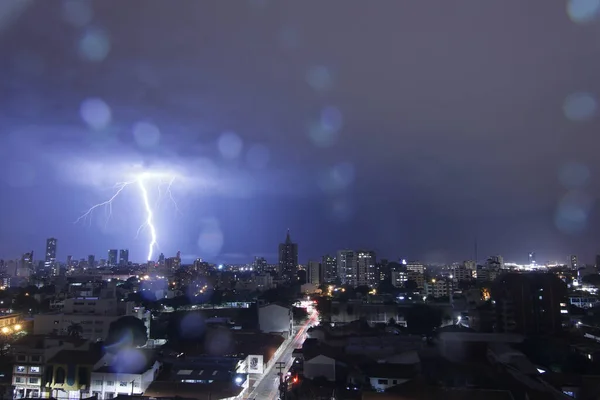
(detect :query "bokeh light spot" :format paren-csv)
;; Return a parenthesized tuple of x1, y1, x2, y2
(62, 0, 93, 27)
(246, 144, 270, 169)
(218, 131, 243, 160)
(179, 313, 206, 339)
(567, 0, 600, 24)
(133, 122, 161, 148)
(558, 162, 590, 189)
(306, 66, 333, 93)
(554, 191, 592, 235)
(111, 348, 146, 373)
(78, 28, 110, 62)
(80, 98, 112, 130)
(563, 92, 597, 122)
(318, 163, 355, 194)
(197, 218, 224, 258)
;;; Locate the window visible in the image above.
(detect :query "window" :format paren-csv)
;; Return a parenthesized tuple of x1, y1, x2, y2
(105, 393, 115, 399)
(31, 355, 41, 362)
(16, 366, 26, 373)
(15, 377, 23, 383)
(16, 355, 26, 361)
(29, 378, 39, 384)
(119, 381, 128, 387)
(94, 380, 103, 386)
(106, 381, 114, 386)
(29, 366, 40, 373)
(377, 379, 388, 385)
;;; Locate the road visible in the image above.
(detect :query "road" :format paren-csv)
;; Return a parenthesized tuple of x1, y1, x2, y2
(246, 311, 318, 400)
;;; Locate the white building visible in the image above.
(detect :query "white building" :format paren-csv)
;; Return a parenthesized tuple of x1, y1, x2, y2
(357, 251, 376, 287)
(258, 303, 292, 337)
(34, 297, 150, 341)
(90, 358, 161, 399)
(337, 250, 357, 286)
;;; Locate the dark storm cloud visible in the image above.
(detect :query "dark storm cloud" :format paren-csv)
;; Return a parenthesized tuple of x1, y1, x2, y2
(0, 0, 599, 263)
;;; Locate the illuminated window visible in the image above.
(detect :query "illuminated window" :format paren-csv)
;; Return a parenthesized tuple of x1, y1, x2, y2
(29, 366, 40, 373)
(16, 366, 25, 373)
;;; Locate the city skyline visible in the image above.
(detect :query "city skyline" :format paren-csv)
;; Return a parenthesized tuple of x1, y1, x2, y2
(1, 2, 600, 264)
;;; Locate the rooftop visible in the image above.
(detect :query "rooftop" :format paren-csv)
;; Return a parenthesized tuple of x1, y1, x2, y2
(144, 381, 244, 400)
(47, 349, 103, 365)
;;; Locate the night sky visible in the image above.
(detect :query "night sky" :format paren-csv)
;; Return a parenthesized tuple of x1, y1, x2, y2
(1, 0, 600, 265)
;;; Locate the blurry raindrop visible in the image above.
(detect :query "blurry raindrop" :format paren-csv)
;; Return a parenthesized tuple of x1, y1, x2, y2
(4, 162, 35, 188)
(204, 327, 233, 355)
(197, 218, 224, 258)
(78, 28, 110, 62)
(554, 191, 592, 235)
(218, 131, 243, 160)
(246, 144, 270, 169)
(563, 92, 596, 122)
(306, 66, 333, 93)
(62, 0, 93, 27)
(279, 26, 300, 49)
(330, 198, 354, 222)
(80, 98, 111, 130)
(308, 120, 340, 148)
(179, 313, 205, 339)
(133, 122, 161, 148)
(558, 162, 590, 189)
(12, 52, 44, 77)
(318, 163, 355, 193)
(567, 0, 600, 24)
(321, 106, 343, 133)
(111, 348, 146, 373)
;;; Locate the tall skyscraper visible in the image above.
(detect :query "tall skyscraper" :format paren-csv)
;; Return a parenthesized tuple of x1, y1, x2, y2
(337, 250, 357, 286)
(492, 273, 567, 335)
(278, 230, 298, 282)
(357, 250, 376, 287)
(253, 256, 268, 274)
(307, 261, 322, 285)
(528, 252, 536, 265)
(321, 255, 337, 283)
(88, 255, 95, 268)
(570, 255, 578, 270)
(45, 238, 57, 269)
(108, 249, 118, 266)
(119, 249, 129, 266)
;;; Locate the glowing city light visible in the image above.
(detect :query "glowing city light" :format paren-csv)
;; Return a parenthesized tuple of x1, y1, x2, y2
(75, 171, 181, 261)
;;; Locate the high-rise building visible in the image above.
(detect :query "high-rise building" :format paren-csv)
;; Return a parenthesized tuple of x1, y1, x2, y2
(307, 261, 321, 285)
(321, 255, 337, 283)
(570, 255, 578, 270)
(253, 257, 268, 274)
(108, 249, 118, 266)
(528, 252, 536, 265)
(88, 255, 95, 268)
(492, 273, 567, 335)
(337, 250, 357, 286)
(357, 250, 376, 287)
(119, 249, 129, 266)
(596, 255, 600, 269)
(278, 230, 298, 282)
(45, 238, 57, 270)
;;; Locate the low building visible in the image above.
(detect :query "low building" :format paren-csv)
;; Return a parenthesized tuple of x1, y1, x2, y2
(46, 349, 107, 400)
(11, 335, 91, 399)
(33, 299, 150, 341)
(90, 353, 160, 399)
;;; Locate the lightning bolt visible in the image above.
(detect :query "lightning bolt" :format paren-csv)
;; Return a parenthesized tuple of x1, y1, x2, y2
(75, 173, 180, 262)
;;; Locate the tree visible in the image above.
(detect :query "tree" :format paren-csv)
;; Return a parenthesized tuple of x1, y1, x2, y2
(106, 316, 148, 350)
(388, 317, 396, 326)
(403, 279, 418, 293)
(405, 304, 442, 334)
(67, 323, 83, 338)
(355, 285, 370, 297)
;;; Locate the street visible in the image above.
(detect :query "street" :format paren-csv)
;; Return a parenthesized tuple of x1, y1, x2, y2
(246, 310, 318, 400)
